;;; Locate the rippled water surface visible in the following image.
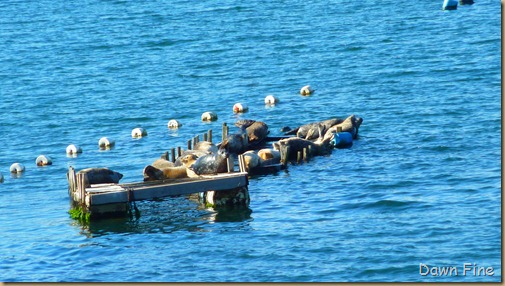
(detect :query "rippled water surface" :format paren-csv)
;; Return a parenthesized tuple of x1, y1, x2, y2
(0, 0, 501, 282)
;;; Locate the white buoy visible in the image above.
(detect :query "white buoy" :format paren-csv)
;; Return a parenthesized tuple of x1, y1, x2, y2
(10, 163, 25, 173)
(201, 111, 218, 122)
(233, 103, 249, 113)
(98, 137, 115, 149)
(264, 95, 279, 105)
(66, 144, 82, 155)
(131, 127, 147, 138)
(0, 172, 3, 183)
(35, 155, 53, 166)
(167, 119, 182, 129)
(300, 85, 314, 96)
(442, 0, 458, 10)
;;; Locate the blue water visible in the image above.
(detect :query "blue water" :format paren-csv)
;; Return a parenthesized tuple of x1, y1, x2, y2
(0, 0, 501, 282)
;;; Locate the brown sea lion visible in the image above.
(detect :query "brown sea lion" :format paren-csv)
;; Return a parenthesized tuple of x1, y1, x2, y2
(245, 121, 269, 145)
(143, 165, 188, 181)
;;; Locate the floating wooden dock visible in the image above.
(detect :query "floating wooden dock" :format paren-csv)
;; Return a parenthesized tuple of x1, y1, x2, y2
(67, 166, 249, 219)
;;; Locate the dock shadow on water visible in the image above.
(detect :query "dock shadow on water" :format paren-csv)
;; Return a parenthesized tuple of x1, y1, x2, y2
(72, 196, 253, 237)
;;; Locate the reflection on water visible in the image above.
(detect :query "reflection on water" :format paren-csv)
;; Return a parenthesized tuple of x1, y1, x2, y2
(74, 196, 253, 237)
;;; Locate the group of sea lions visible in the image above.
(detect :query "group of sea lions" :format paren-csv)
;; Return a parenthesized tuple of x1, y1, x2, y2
(142, 114, 363, 181)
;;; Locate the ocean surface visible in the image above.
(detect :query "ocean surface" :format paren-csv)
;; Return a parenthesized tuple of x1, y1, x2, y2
(0, 0, 501, 282)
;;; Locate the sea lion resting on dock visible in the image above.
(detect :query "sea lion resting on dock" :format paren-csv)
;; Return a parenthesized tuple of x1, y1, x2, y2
(189, 148, 229, 175)
(284, 118, 344, 140)
(273, 135, 334, 159)
(77, 168, 123, 184)
(143, 165, 189, 181)
(257, 148, 281, 165)
(236, 120, 269, 144)
(323, 114, 363, 140)
(193, 141, 218, 153)
(219, 133, 248, 154)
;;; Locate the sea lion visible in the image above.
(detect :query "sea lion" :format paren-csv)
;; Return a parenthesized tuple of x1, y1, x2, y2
(219, 133, 248, 154)
(77, 168, 123, 184)
(242, 151, 260, 172)
(257, 148, 281, 165)
(193, 141, 218, 153)
(189, 148, 229, 175)
(143, 165, 188, 181)
(284, 118, 344, 140)
(235, 119, 256, 129)
(152, 158, 175, 169)
(245, 121, 269, 145)
(323, 114, 363, 140)
(174, 150, 210, 166)
(273, 136, 334, 159)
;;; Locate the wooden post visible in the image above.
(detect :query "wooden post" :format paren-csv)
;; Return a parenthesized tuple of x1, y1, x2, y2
(280, 145, 290, 166)
(195, 135, 199, 144)
(222, 123, 228, 141)
(297, 151, 302, 164)
(307, 145, 312, 159)
(208, 129, 212, 143)
(203, 132, 208, 142)
(171, 148, 176, 163)
(177, 146, 182, 158)
(187, 140, 192, 151)
(303, 148, 308, 162)
(227, 156, 234, 173)
(238, 154, 245, 173)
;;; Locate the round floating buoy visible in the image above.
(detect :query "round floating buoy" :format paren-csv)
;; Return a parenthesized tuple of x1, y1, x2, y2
(0, 172, 3, 183)
(442, 0, 458, 10)
(332, 132, 353, 149)
(264, 95, 279, 105)
(167, 119, 181, 129)
(98, 137, 115, 149)
(66, 144, 82, 155)
(131, 127, 147, 138)
(35, 155, 53, 166)
(201, 111, 218, 122)
(300, 85, 314, 96)
(233, 103, 248, 113)
(10, 163, 25, 173)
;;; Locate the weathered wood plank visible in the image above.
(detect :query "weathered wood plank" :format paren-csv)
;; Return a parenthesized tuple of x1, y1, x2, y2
(88, 172, 248, 206)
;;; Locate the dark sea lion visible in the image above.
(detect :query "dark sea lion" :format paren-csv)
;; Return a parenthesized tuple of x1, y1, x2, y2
(235, 119, 256, 129)
(143, 165, 188, 181)
(273, 136, 334, 159)
(77, 167, 123, 184)
(219, 134, 247, 154)
(284, 118, 344, 140)
(189, 148, 229, 175)
(246, 121, 269, 145)
(323, 114, 363, 140)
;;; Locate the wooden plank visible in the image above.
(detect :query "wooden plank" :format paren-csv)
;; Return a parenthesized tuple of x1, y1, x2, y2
(89, 172, 248, 205)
